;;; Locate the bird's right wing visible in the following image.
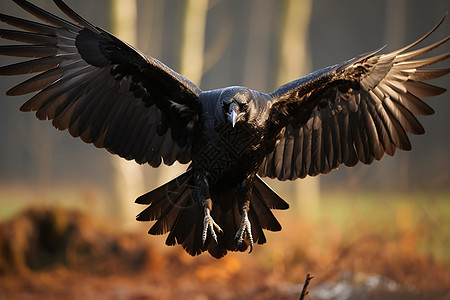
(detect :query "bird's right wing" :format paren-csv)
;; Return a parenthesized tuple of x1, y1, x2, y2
(259, 16, 449, 181)
(0, 0, 203, 167)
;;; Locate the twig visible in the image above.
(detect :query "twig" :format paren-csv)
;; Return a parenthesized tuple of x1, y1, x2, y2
(299, 273, 314, 300)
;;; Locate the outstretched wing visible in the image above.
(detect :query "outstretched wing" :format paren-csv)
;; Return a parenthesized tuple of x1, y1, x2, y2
(259, 16, 449, 181)
(0, 0, 203, 167)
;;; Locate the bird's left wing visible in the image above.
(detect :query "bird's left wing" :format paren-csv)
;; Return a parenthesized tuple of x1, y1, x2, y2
(259, 17, 449, 181)
(0, 0, 203, 167)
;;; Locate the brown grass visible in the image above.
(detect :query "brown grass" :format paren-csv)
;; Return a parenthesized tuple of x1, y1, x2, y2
(0, 203, 449, 299)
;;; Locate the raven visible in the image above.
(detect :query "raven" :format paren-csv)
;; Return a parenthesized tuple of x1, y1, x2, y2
(0, 0, 449, 258)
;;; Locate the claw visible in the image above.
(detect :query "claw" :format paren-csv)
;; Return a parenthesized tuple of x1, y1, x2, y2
(202, 207, 223, 245)
(234, 210, 253, 253)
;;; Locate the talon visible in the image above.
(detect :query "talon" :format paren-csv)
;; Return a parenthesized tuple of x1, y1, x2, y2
(234, 211, 253, 253)
(202, 207, 222, 245)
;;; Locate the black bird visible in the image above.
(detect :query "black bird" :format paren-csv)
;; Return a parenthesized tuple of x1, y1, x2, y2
(1, 0, 449, 258)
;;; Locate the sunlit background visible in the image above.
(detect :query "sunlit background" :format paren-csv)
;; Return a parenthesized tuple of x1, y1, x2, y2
(0, 0, 449, 299)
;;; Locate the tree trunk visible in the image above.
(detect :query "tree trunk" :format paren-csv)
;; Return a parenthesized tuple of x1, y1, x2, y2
(158, 0, 210, 185)
(110, 0, 145, 230)
(385, 0, 408, 191)
(276, 0, 319, 217)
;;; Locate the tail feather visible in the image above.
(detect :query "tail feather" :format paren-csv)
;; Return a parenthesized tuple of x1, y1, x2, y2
(135, 171, 289, 258)
(249, 176, 288, 232)
(252, 187, 282, 231)
(254, 175, 289, 210)
(135, 169, 192, 205)
(211, 176, 288, 254)
(147, 187, 190, 235)
(249, 203, 267, 245)
(181, 212, 204, 255)
(170, 198, 199, 245)
(165, 207, 184, 246)
(135, 170, 192, 222)
(212, 191, 242, 255)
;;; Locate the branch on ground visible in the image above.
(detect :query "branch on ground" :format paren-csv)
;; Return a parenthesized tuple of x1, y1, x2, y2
(299, 273, 314, 300)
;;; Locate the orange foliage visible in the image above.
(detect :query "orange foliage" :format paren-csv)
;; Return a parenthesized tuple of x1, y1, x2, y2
(0, 206, 449, 299)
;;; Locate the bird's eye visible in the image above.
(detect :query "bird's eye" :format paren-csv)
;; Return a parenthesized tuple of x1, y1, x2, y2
(242, 103, 248, 110)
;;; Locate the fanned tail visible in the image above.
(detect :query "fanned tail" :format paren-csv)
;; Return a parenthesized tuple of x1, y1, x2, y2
(136, 171, 289, 258)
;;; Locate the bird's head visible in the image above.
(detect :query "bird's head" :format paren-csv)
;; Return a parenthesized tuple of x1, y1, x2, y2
(219, 87, 252, 127)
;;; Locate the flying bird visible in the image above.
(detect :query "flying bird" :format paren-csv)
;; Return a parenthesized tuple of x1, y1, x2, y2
(0, 0, 449, 258)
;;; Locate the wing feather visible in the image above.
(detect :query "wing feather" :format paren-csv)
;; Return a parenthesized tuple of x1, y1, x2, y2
(260, 17, 448, 180)
(0, 0, 203, 166)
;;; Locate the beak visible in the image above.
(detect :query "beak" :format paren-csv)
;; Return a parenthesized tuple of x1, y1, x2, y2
(229, 110, 238, 127)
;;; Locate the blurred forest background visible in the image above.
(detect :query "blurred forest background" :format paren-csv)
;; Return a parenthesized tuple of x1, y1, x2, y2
(0, 0, 449, 299)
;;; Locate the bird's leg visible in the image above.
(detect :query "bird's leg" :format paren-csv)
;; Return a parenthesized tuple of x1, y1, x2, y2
(194, 171, 222, 245)
(202, 197, 223, 245)
(234, 204, 253, 252)
(234, 176, 254, 253)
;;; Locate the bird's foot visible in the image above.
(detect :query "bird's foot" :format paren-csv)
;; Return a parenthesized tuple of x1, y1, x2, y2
(202, 207, 223, 245)
(235, 210, 253, 253)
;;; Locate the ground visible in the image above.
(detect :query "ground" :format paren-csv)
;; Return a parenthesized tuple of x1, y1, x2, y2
(0, 189, 450, 299)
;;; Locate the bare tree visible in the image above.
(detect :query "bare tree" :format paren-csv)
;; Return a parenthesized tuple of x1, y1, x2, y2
(180, 0, 209, 86)
(385, 0, 409, 191)
(110, 0, 145, 230)
(276, 0, 319, 216)
(158, 0, 210, 184)
(242, 0, 276, 91)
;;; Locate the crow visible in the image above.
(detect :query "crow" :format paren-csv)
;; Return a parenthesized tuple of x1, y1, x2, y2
(0, 0, 449, 258)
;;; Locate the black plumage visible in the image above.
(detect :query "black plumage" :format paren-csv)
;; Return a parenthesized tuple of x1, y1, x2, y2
(1, 0, 449, 258)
